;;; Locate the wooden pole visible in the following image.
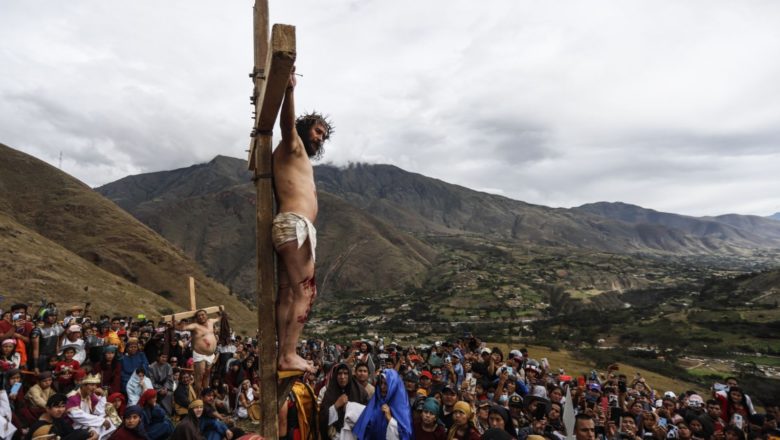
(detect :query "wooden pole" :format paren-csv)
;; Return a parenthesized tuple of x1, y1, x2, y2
(252, 3, 277, 437)
(249, 1, 296, 437)
(188, 276, 196, 311)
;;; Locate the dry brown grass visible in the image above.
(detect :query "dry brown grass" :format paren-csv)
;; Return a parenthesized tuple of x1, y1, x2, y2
(0, 144, 255, 331)
(492, 343, 705, 395)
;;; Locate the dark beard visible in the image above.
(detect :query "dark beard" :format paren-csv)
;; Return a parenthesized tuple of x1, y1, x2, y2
(303, 136, 324, 160)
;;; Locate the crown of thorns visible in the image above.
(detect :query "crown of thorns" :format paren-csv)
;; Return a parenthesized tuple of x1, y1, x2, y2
(296, 112, 334, 139)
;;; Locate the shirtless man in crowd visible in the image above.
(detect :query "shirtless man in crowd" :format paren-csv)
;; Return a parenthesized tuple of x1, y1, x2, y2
(185, 309, 221, 393)
(272, 67, 332, 374)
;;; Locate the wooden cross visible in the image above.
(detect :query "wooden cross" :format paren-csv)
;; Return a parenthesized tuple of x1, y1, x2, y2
(160, 277, 224, 321)
(247, 1, 296, 437)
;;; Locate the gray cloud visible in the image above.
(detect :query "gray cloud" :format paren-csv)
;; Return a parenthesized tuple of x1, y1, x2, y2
(1, 0, 779, 216)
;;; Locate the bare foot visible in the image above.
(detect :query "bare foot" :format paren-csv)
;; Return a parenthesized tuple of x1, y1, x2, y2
(278, 352, 316, 374)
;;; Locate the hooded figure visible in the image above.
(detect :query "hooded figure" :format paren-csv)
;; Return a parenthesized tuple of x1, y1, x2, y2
(319, 363, 368, 439)
(488, 405, 516, 439)
(170, 401, 205, 440)
(108, 392, 127, 417)
(353, 369, 412, 440)
(110, 404, 150, 440)
(127, 368, 153, 406)
(139, 389, 175, 440)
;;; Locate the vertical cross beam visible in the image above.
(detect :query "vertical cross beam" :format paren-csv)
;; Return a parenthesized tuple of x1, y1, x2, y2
(188, 276, 196, 311)
(248, 1, 296, 438)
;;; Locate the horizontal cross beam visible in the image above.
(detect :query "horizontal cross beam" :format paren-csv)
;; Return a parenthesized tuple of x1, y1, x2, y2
(161, 305, 223, 321)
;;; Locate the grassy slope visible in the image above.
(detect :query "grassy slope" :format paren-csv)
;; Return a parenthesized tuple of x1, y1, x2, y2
(0, 212, 183, 317)
(0, 143, 255, 330)
(493, 344, 706, 395)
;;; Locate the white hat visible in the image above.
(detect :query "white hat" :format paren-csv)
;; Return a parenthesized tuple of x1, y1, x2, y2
(68, 325, 82, 333)
(664, 391, 677, 399)
(481, 347, 491, 355)
(688, 394, 704, 407)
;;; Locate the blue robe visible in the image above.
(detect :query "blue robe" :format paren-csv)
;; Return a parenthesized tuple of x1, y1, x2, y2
(142, 404, 174, 440)
(353, 369, 413, 440)
(199, 415, 229, 440)
(120, 352, 149, 392)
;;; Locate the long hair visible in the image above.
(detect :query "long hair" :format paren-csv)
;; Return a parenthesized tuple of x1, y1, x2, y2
(170, 407, 204, 440)
(295, 111, 334, 160)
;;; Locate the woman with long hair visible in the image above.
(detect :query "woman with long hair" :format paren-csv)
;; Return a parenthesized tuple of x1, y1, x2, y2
(717, 386, 752, 423)
(170, 399, 205, 440)
(224, 359, 244, 409)
(235, 379, 255, 420)
(242, 355, 260, 386)
(100, 346, 122, 395)
(547, 401, 567, 436)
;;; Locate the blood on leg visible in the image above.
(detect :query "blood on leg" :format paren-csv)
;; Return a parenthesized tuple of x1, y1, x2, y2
(296, 276, 318, 324)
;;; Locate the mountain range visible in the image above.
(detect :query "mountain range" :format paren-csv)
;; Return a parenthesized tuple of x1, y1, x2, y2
(96, 155, 780, 304)
(2, 141, 778, 358)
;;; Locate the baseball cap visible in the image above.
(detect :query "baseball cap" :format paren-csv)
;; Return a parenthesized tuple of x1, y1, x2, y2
(420, 371, 433, 380)
(441, 385, 457, 395)
(508, 395, 523, 408)
(588, 383, 602, 392)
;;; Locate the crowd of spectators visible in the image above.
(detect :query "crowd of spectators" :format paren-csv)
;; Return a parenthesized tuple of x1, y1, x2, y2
(289, 339, 779, 440)
(0, 302, 261, 440)
(0, 301, 777, 440)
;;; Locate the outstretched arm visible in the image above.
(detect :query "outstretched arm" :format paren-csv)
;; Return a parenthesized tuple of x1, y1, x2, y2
(279, 67, 300, 150)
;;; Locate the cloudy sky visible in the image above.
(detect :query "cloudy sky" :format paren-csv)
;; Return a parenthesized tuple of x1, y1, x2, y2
(2, 1, 779, 217)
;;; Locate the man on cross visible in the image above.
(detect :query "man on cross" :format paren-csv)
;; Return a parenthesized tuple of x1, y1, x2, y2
(272, 67, 332, 374)
(185, 309, 221, 393)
